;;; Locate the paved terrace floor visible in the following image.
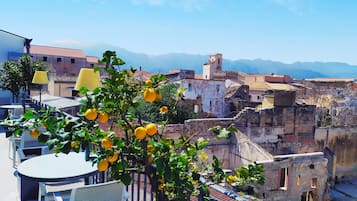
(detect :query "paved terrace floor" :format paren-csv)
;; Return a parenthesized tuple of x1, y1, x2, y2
(0, 133, 20, 201)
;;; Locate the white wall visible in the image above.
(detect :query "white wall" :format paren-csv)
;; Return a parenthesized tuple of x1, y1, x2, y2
(178, 79, 227, 117)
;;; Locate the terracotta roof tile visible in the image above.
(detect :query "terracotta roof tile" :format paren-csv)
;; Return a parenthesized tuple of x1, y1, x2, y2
(30, 45, 85, 58)
(195, 74, 203, 79)
(86, 56, 99, 63)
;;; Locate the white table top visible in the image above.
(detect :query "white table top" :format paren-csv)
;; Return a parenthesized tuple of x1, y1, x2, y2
(0, 105, 24, 109)
(17, 152, 97, 182)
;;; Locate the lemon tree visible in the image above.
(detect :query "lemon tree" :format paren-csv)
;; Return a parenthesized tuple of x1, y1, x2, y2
(0, 50, 234, 201)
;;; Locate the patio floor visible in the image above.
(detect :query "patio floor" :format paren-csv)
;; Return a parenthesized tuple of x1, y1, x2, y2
(0, 133, 20, 201)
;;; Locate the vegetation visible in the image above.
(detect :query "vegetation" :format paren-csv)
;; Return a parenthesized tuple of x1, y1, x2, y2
(226, 163, 265, 195)
(1, 51, 244, 201)
(0, 55, 47, 102)
(137, 82, 199, 124)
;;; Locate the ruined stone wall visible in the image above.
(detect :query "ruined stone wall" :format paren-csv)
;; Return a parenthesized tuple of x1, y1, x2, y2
(257, 153, 328, 201)
(164, 104, 318, 156)
(234, 105, 318, 155)
(315, 127, 357, 178)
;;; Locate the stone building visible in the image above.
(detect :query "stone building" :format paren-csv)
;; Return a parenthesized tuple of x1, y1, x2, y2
(162, 88, 330, 200)
(30, 45, 100, 97)
(173, 77, 227, 118)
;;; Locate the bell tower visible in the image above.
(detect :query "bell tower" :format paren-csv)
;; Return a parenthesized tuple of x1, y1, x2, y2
(203, 53, 222, 80)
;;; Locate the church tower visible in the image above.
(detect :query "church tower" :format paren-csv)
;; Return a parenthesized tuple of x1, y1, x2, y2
(202, 53, 222, 80)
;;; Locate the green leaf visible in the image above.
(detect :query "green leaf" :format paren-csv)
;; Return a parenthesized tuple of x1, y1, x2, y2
(215, 128, 231, 139)
(47, 139, 58, 150)
(121, 172, 132, 186)
(38, 133, 50, 144)
(60, 141, 71, 154)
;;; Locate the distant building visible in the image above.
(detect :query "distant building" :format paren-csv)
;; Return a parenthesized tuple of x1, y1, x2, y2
(30, 45, 100, 97)
(203, 53, 222, 80)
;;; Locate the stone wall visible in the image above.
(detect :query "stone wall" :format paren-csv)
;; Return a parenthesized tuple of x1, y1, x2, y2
(164, 103, 318, 156)
(315, 127, 357, 178)
(257, 153, 328, 201)
(234, 105, 318, 155)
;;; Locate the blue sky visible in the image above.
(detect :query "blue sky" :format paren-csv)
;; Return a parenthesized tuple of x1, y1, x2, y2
(1, 0, 357, 64)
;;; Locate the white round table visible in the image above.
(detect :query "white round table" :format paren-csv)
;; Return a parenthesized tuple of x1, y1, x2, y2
(17, 152, 97, 201)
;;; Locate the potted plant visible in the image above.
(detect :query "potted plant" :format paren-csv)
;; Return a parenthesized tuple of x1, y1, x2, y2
(1, 51, 238, 201)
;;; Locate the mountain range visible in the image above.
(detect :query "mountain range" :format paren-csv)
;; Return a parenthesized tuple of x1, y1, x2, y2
(79, 44, 357, 79)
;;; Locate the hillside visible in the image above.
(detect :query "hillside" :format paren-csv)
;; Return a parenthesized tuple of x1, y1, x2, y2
(81, 44, 357, 79)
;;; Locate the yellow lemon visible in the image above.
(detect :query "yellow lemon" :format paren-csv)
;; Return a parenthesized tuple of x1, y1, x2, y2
(144, 88, 156, 103)
(85, 108, 98, 121)
(147, 155, 154, 164)
(97, 159, 109, 172)
(156, 92, 162, 100)
(71, 141, 78, 148)
(101, 138, 113, 150)
(226, 175, 238, 184)
(134, 127, 146, 140)
(29, 128, 40, 139)
(98, 112, 109, 124)
(160, 106, 168, 113)
(147, 144, 154, 152)
(106, 152, 119, 163)
(145, 80, 152, 86)
(158, 183, 164, 191)
(145, 123, 158, 136)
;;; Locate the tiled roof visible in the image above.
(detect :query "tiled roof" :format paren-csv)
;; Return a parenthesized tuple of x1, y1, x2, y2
(268, 83, 297, 91)
(31, 45, 85, 58)
(247, 82, 270, 90)
(195, 74, 203, 79)
(248, 82, 296, 91)
(86, 56, 99, 63)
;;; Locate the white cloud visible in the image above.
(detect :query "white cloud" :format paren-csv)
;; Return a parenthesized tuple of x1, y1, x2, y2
(268, 0, 313, 15)
(49, 39, 85, 47)
(130, 0, 211, 12)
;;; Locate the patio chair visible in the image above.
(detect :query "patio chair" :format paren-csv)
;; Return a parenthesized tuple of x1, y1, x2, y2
(39, 179, 85, 201)
(17, 130, 51, 163)
(52, 180, 129, 201)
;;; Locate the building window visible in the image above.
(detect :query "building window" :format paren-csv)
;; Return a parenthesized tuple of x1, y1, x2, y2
(209, 100, 212, 112)
(57, 58, 62, 62)
(42, 56, 47, 62)
(311, 178, 317, 189)
(71, 58, 75, 64)
(297, 175, 301, 186)
(279, 168, 288, 190)
(188, 83, 192, 92)
(257, 96, 260, 100)
(216, 85, 220, 93)
(301, 191, 314, 201)
(194, 105, 199, 113)
(90, 64, 94, 68)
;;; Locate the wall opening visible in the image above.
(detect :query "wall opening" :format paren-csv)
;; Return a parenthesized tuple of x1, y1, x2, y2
(188, 83, 192, 92)
(311, 178, 317, 189)
(279, 168, 288, 190)
(301, 191, 314, 201)
(297, 175, 301, 186)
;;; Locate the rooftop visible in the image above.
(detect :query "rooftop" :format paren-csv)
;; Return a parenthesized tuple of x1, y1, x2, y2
(30, 45, 86, 58)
